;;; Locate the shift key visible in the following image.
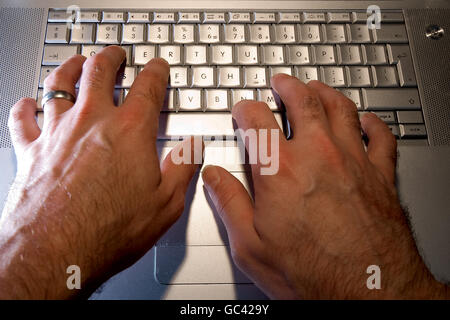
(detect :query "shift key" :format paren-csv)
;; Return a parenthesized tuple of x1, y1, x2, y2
(362, 88, 420, 110)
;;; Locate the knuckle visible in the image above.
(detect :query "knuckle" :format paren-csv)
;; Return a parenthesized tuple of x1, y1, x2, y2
(83, 55, 109, 88)
(299, 95, 323, 120)
(337, 100, 361, 131)
(9, 102, 29, 123)
(230, 244, 251, 270)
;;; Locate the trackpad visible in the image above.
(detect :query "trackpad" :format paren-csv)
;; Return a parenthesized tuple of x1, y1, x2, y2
(155, 246, 252, 284)
(154, 157, 253, 284)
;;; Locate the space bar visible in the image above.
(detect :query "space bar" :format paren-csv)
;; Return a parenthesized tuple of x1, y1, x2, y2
(157, 112, 284, 139)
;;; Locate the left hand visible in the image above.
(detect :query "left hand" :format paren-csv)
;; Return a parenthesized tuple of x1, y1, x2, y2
(0, 46, 200, 299)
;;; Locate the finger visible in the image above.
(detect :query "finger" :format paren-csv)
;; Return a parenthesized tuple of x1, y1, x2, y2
(123, 58, 169, 111)
(202, 165, 261, 249)
(77, 46, 126, 109)
(122, 58, 169, 128)
(8, 98, 41, 152)
(160, 136, 204, 208)
(270, 73, 329, 139)
(43, 54, 86, 118)
(307, 80, 365, 160)
(360, 113, 397, 184)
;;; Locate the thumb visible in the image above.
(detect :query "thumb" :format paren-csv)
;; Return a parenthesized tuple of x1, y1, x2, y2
(202, 165, 259, 246)
(160, 136, 203, 204)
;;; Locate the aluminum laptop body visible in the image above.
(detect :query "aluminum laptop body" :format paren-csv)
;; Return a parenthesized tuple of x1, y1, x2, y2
(0, 0, 449, 299)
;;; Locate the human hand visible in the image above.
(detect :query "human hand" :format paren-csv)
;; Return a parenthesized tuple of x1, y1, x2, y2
(0, 46, 200, 299)
(202, 74, 448, 299)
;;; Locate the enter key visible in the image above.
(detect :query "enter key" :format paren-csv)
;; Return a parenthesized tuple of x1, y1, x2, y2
(388, 44, 417, 87)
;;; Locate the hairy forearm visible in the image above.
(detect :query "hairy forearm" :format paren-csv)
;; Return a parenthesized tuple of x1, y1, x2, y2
(0, 179, 91, 299)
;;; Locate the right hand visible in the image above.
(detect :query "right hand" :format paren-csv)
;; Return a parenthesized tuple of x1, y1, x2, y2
(202, 74, 448, 299)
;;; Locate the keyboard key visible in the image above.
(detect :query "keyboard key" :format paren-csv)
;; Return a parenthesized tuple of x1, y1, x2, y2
(178, 12, 201, 23)
(162, 89, 177, 111)
(258, 89, 281, 110)
(253, 13, 276, 23)
(170, 67, 189, 87)
(314, 45, 336, 64)
(270, 66, 292, 78)
(302, 12, 326, 23)
(278, 13, 301, 23)
(295, 67, 319, 82)
(157, 112, 283, 138)
(179, 89, 202, 110)
(321, 67, 346, 87)
(148, 25, 170, 43)
(236, 45, 259, 65)
(339, 45, 362, 64)
(387, 44, 417, 87)
(327, 12, 351, 23)
(115, 66, 135, 88)
(374, 24, 408, 43)
(262, 46, 285, 65)
(76, 11, 100, 23)
(203, 13, 226, 23)
(36, 89, 44, 111)
(244, 67, 267, 88)
(274, 25, 296, 43)
(224, 24, 246, 43)
(199, 24, 221, 43)
(380, 12, 404, 23)
(42, 44, 78, 65)
(339, 89, 363, 109)
(122, 24, 144, 43)
(372, 111, 396, 124)
(299, 24, 322, 43)
(127, 12, 151, 23)
(362, 88, 421, 110)
(70, 24, 95, 43)
(174, 24, 195, 43)
(102, 12, 125, 23)
(206, 89, 229, 111)
(192, 67, 215, 87)
(45, 24, 70, 43)
(228, 12, 251, 23)
(349, 24, 371, 43)
(134, 45, 156, 65)
(153, 12, 176, 23)
(232, 89, 255, 105)
(347, 66, 372, 87)
(45, 23, 70, 43)
(324, 24, 347, 43)
(218, 67, 241, 87)
(210, 45, 233, 65)
(159, 45, 182, 65)
(249, 25, 271, 43)
(287, 45, 311, 65)
(96, 24, 120, 44)
(396, 111, 423, 123)
(185, 45, 208, 65)
(39, 66, 56, 87)
(372, 66, 398, 87)
(400, 124, 426, 138)
(81, 45, 104, 58)
(388, 124, 400, 138)
(48, 10, 73, 22)
(363, 45, 388, 65)
(120, 45, 132, 66)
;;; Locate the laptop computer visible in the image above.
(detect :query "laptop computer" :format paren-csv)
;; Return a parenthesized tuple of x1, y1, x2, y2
(0, 0, 449, 299)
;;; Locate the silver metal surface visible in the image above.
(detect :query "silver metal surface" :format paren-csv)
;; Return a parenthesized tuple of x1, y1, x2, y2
(1, 0, 449, 300)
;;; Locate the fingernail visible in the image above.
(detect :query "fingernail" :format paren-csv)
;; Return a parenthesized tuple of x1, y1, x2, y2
(202, 165, 221, 190)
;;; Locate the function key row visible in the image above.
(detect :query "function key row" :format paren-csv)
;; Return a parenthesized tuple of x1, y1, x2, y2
(48, 10, 403, 24)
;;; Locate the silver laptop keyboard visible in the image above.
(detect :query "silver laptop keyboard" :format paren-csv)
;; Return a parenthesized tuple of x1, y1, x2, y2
(37, 10, 427, 143)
